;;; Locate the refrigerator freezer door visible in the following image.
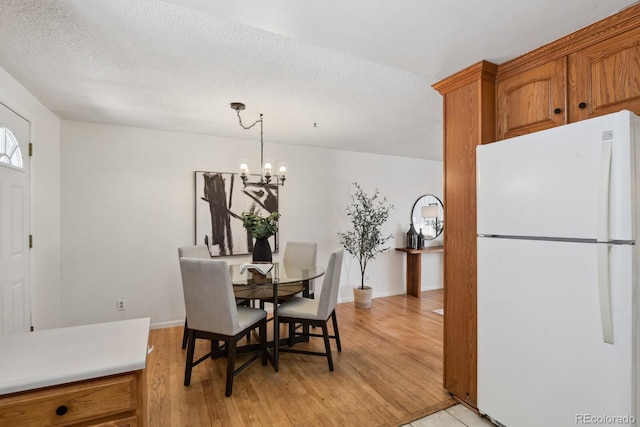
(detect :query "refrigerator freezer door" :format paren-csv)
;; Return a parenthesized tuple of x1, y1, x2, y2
(477, 238, 634, 427)
(477, 110, 636, 242)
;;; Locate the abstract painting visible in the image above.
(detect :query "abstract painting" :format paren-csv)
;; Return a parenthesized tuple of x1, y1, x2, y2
(195, 171, 279, 257)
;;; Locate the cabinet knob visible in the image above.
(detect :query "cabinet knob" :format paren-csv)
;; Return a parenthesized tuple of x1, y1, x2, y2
(56, 405, 68, 416)
(578, 102, 587, 109)
(554, 108, 562, 114)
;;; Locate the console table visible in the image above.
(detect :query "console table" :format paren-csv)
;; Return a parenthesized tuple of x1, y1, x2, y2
(395, 246, 444, 297)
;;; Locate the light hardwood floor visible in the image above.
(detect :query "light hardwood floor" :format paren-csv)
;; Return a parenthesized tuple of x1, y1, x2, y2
(147, 289, 455, 426)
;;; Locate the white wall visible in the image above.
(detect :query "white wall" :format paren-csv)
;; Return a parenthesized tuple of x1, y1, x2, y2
(61, 121, 443, 327)
(0, 66, 62, 331)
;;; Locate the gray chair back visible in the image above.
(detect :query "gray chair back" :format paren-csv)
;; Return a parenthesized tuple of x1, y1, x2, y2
(284, 241, 317, 294)
(283, 241, 317, 267)
(179, 257, 239, 336)
(317, 250, 344, 320)
(178, 244, 211, 259)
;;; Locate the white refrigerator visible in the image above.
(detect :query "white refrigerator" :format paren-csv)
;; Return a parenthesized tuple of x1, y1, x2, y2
(476, 110, 640, 427)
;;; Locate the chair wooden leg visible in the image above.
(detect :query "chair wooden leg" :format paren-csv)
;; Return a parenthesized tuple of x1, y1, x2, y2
(321, 322, 334, 371)
(181, 317, 188, 349)
(288, 322, 295, 346)
(211, 339, 220, 358)
(184, 330, 196, 386)
(244, 302, 252, 341)
(331, 311, 342, 352)
(260, 320, 267, 366)
(225, 339, 237, 397)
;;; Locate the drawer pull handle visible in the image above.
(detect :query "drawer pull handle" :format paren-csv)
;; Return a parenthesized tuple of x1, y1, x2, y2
(578, 102, 587, 109)
(554, 108, 562, 114)
(56, 405, 68, 416)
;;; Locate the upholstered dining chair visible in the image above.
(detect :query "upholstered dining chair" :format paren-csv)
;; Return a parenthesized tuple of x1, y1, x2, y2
(283, 241, 317, 298)
(178, 245, 253, 349)
(178, 244, 211, 259)
(179, 257, 267, 397)
(178, 245, 211, 349)
(277, 249, 344, 371)
(255, 241, 318, 310)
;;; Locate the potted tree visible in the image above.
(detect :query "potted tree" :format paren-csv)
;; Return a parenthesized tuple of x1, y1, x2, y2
(338, 183, 393, 308)
(240, 210, 281, 262)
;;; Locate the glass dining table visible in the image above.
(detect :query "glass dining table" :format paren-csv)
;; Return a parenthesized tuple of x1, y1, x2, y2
(228, 262, 325, 371)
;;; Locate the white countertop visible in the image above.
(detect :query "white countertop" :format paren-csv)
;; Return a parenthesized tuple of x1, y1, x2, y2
(0, 317, 150, 395)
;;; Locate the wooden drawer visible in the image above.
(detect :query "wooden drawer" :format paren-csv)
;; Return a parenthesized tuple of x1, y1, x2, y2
(88, 415, 138, 427)
(0, 374, 137, 427)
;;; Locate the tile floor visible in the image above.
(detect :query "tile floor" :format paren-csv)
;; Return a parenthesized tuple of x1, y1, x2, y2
(404, 404, 495, 427)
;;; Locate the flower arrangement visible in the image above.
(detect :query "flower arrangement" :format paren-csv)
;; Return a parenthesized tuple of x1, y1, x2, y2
(337, 182, 394, 289)
(240, 210, 281, 239)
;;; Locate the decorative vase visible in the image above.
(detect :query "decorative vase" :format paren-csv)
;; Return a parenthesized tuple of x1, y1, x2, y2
(252, 238, 273, 262)
(418, 227, 425, 249)
(406, 223, 418, 249)
(353, 286, 373, 309)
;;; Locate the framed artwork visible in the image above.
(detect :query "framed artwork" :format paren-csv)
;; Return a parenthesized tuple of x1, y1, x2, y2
(195, 171, 279, 257)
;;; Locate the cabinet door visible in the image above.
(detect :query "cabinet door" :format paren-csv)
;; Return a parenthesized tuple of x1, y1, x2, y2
(496, 58, 567, 140)
(569, 26, 640, 122)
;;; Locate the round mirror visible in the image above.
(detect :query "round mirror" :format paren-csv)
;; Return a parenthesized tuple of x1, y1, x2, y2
(411, 194, 444, 240)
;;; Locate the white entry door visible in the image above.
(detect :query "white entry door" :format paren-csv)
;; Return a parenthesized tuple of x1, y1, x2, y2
(0, 102, 30, 335)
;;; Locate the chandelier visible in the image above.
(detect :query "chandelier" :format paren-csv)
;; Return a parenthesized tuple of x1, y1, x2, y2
(230, 102, 286, 187)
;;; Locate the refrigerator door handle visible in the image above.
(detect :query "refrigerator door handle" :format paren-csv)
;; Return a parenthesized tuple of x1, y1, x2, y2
(597, 244, 614, 344)
(597, 141, 614, 344)
(596, 141, 612, 243)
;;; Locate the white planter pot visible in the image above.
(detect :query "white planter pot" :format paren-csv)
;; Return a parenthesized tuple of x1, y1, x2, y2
(353, 286, 372, 309)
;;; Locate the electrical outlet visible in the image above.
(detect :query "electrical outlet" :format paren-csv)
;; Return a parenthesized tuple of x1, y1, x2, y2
(365, 274, 370, 283)
(116, 298, 126, 311)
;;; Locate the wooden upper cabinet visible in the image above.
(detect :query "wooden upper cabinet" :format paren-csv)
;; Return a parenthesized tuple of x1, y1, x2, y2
(569, 26, 640, 122)
(496, 4, 640, 140)
(496, 58, 567, 140)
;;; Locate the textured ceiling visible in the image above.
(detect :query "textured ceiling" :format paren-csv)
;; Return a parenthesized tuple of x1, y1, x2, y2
(0, 0, 637, 161)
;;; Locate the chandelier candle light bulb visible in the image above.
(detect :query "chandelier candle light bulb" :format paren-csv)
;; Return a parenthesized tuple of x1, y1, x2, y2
(278, 163, 287, 181)
(263, 160, 273, 178)
(239, 160, 250, 177)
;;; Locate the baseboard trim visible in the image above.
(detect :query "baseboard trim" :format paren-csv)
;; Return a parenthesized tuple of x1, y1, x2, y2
(150, 319, 184, 330)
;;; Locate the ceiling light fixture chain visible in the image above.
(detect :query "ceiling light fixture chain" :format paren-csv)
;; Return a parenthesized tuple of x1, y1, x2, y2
(234, 108, 262, 131)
